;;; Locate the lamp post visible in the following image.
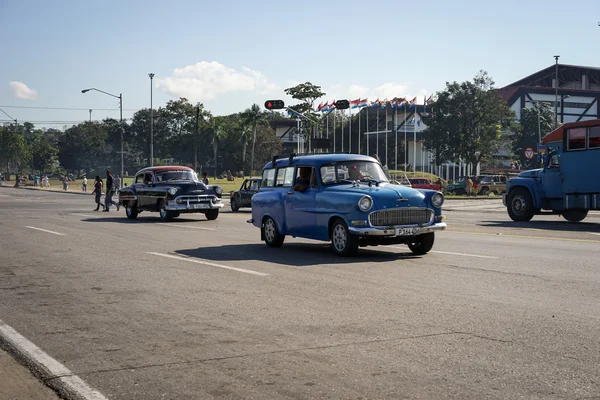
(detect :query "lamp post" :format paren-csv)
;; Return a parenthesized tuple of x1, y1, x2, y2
(82, 88, 123, 185)
(554, 55, 560, 128)
(148, 73, 155, 167)
(526, 95, 569, 143)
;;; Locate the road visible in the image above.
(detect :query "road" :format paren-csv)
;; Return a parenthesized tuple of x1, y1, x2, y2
(1, 187, 599, 399)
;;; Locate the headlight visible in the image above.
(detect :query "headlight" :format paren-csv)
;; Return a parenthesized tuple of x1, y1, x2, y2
(168, 187, 178, 196)
(214, 186, 223, 195)
(431, 192, 444, 208)
(358, 195, 372, 212)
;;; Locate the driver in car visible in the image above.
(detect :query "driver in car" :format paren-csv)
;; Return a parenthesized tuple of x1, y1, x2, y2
(349, 165, 364, 181)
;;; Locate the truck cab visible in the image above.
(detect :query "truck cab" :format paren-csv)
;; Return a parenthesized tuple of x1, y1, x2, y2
(504, 119, 600, 222)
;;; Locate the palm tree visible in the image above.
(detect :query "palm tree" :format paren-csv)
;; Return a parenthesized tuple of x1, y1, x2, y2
(242, 104, 267, 178)
(211, 117, 227, 179)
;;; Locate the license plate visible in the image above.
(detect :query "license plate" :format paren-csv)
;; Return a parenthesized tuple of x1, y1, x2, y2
(396, 227, 420, 236)
(191, 203, 209, 209)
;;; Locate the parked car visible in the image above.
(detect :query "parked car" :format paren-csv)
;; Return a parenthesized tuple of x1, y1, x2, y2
(249, 154, 447, 256)
(118, 166, 224, 221)
(408, 178, 442, 191)
(477, 175, 508, 195)
(230, 178, 262, 211)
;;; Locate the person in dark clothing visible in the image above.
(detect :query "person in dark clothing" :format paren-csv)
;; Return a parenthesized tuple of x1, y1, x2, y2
(91, 176, 105, 211)
(103, 170, 120, 212)
(202, 172, 209, 185)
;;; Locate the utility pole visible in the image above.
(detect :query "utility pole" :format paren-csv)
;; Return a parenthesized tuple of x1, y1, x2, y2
(89, 109, 92, 122)
(149, 73, 155, 166)
(554, 55, 560, 128)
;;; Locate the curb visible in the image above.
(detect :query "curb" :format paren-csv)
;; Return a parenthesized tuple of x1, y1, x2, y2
(2, 186, 232, 198)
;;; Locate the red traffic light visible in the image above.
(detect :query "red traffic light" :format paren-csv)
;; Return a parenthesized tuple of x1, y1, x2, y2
(265, 100, 285, 110)
(334, 100, 350, 110)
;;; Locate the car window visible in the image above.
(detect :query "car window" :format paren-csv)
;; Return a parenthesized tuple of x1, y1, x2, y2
(250, 180, 260, 191)
(135, 174, 145, 184)
(242, 180, 249, 190)
(589, 126, 600, 149)
(262, 169, 276, 187)
(567, 127, 586, 150)
(276, 167, 294, 187)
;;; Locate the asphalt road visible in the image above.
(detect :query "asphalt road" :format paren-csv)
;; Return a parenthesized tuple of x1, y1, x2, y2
(1, 187, 599, 400)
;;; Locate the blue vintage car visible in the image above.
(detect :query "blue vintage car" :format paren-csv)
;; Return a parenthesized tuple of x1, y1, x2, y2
(248, 154, 447, 256)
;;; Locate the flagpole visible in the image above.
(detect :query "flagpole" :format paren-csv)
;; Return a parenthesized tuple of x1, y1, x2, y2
(333, 108, 336, 152)
(326, 113, 329, 138)
(366, 106, 370, 156)
(358, 107, 361, 155)
(413, 107, 417, 177)
(341, 110, 344, 153)
(394, 103, 398, 171)
(404, 106, 407, 172)
(385, 103, 388, 167)
(376, 106, 379, 161)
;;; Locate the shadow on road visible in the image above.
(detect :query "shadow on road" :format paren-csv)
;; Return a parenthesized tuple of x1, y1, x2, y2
(480, 219, 600, 233)
(77, 216, 214, 224)
(175, 243, 420, 267)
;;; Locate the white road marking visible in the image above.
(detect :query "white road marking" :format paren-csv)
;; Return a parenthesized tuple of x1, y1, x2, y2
(156, 223, 216, 231)
(147, 252, 269, 276)
(69, 213, 92, 217)
(24, 226, 65, 236)
(0, 319, 109, 400)
(431, 250, 499, 259)
(587, 232, 600, 236)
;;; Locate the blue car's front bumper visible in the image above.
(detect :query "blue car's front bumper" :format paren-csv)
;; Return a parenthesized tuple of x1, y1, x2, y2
(348, 222, 447, 237)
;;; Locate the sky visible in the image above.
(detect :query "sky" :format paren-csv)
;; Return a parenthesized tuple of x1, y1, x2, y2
(1, 0, 599, 128)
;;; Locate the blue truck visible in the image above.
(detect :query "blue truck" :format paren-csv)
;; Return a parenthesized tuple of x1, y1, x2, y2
(504, 119, 600, 222)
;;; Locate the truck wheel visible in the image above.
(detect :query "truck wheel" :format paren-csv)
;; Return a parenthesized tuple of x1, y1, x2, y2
(125, 202, 138, 220)
(205, 209, 219, 221)
(408, 233, 435, 255)
(330, 219, 359, 256)
(562, 210, 588, 222)
(158, 200, 173, 222)
(230, 198, 239, 212)
(263, 217, 284, 247)
(507, 188, 534, 222)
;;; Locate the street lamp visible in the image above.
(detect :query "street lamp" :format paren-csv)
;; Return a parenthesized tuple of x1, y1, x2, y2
(148, 73, 155, 167)
(554, 55, 560, 128)
(82, 88, 124, 186)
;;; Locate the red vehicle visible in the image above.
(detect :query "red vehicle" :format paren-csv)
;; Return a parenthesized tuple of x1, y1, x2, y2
(408, 178, 442, 191)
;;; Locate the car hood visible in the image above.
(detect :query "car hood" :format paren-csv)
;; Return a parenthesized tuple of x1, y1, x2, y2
(326, 182, 427, 206)
(518, 169, 541, 178)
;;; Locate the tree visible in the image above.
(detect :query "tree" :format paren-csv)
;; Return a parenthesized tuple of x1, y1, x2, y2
(57, 122, 109, 174)
(421, 71, 517, 169)
(0, 124, 31, 176)
(284, 82, 326, 113)
(512, 103, 555, 169)
(242, 104, 269, 176)
(30, 132, 59, 172)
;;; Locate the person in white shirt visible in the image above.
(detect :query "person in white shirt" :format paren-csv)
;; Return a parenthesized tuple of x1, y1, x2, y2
(82, 176, 88, 192)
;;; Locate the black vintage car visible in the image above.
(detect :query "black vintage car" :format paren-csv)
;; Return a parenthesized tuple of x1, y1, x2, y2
(230, 178, 262, 212)
(118, 166, 224, 221)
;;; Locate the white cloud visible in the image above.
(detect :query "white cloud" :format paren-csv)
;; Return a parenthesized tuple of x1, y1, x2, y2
(156, 61, 278, 101)
(9, 81, 38, 100)
(315, 81, 427, 104)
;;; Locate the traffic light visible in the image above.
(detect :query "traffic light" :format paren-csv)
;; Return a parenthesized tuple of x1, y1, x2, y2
(334, 100, 350, 110)
(265, 100, 285, 110)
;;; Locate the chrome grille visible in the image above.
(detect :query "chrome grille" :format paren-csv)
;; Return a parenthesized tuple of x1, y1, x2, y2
(369, 208, 433, 227)
(175, 195, 215, 204)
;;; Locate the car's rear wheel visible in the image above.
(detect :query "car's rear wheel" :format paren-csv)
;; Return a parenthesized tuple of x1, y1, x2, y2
(408, 233, 435, 255)
(263, 217, 284, 247)
(480, 187, 489, 195)
(205, 209, 219, 220)
(562, 209, 588, 222)
(330, 219, 359, 256)
(158, 200, 173, 222)
(125, 202, 138, 220)
(230, 198, 239, 212)
(507, 188, 534, 222)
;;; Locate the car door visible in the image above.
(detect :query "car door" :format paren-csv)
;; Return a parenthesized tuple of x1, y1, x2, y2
(542, 153, 563, 199)
(239, 179, 250, 206)
(284, 166, 318, 237)
(248, 180, 260, 205)
(137, 172, 155, 208)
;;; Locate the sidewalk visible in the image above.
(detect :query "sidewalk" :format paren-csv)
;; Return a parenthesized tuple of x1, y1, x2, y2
(443, 198, 505, 212)
(0, 347, 60, 400)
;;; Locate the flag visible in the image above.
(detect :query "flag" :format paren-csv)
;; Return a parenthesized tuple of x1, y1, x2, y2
(317, 102, 324, 112)
(426, 94, 433, 104)
(410, 115, 416, 124)
(370, 98, 380, 108)
(380, 99, 388, 109)
(350, 98, 360, 109)
(396, 98, 406, 108)
(408, 97, 417, 108)
(390, 98, 397, 109)
(358, 98, 369, 108)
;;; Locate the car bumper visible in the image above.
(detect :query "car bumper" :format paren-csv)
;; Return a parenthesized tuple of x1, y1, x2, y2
(348, 222, 447, 237)
(165, 200, 224, 211)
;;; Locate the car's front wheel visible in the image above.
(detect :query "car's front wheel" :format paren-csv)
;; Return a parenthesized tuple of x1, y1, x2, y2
(330, 219, 359, 256)
(263, 217, 284, 247)
(230, 198, 239, 212)
(158, 200, 173, 222)
(125, 202, 138, 220)
(507, 188, 534, 222)
(205, 209, 219, 220)
(408, 232, 435, 255)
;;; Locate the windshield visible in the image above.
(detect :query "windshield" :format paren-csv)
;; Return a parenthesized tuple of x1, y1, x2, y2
(155, 170, 198, 182)
(320, 161, 389, 185)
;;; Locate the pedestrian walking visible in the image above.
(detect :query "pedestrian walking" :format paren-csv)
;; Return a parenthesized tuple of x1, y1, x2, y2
(466, 177, 474, 196)
(202, 172, 209, 185)
(103, 170, 120, 212)
(114, 175, 121, 191)
(91, 176, 105, 211)
(82, 176, 88, 192)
